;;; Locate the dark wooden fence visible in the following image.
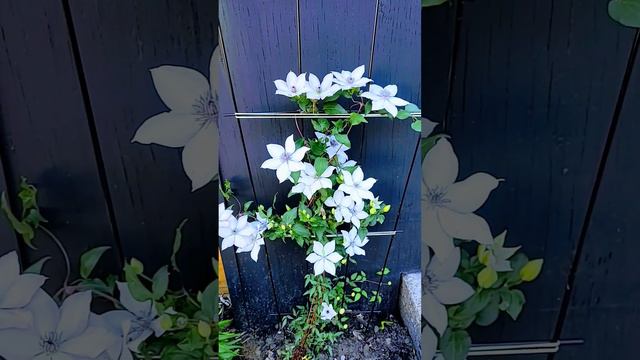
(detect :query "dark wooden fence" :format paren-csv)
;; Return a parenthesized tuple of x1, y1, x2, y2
(218, 0, 421, 329)
(425, 1, 640, 359)
(0, 1, 218, 292)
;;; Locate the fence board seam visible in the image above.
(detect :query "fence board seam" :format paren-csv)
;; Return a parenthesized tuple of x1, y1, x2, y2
(442, 0, 463, 131)
(549, 29, 640, 359)
(218, 25, 282, 316)
(60, 0, 124, 267)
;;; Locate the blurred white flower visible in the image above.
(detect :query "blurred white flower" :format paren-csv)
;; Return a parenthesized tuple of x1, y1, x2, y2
(479, 230, 520, 272)
(338, 167, 376, 202)
(305, 241, 343, 276)
(291, 163, 335, 199)
(361, 84, 409, 117)
(315, 132, 349, 159)
(274, 71, 309, 97)
(115, 282, 165, 351)
(132, 48, 219, 191)
(343, 199, 368, 228)
(422, 247, 473, 335)
(0, 290, 117, 360)
(332, 65, 371, 90)
(306, 73, 340, 100)
(324, 190, 352, 223)
(0, 251, 46, 330)
(219, 215, 255, 251)
(91, 310, 136, 360)
(320, 302, 337, 321)
(422, 138, 500, 259)
(236, 224, 265, 262)
(335, 155, 357, 174)
(219, 203, 233, 231)
(370, 196, 382, 210)
(261, 134, 310, 183)
(341, 227, 369, 257)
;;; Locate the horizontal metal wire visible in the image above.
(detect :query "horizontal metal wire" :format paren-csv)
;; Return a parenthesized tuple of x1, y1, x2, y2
(325, 230, 401, 238)
(224, 112, 422, 119)
(435, 339, 584, 357)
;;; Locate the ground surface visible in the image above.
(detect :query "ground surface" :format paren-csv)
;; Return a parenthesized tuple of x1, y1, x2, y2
(239, 313, 417, 360)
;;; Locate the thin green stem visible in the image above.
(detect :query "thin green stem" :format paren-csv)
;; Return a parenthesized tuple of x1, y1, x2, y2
(40, 225, 71, 291)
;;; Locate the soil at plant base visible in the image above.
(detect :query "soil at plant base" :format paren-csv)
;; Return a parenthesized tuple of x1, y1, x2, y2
(240, 313, 417, 360)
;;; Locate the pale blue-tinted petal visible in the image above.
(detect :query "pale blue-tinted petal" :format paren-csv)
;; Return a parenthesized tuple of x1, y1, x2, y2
(384, 85, 398, 96)
(0, 251, 20, 294)
(60, 326, 120, 358)
(276, 163, 291, 183)
(438, 208, 493, 245)
(423, 209, 455, 260)
(0, 309, 32, 330)
(352, 65, 365, 79)
(422, 293, 447, 335)
(0, 328, 40, 359)
(132, 112, 201, 148)
(423, 325, 438, 360)
(323, 260, 336, 276)
(324, 241, 336, 255)
(313, 241, 324, 256)
(313, 262, 324, 276)
(430, 247, 461, 280)
(266, 144, 285, 158)
(446, 172, 501, 213)
(27, 289, 59, 335)
(389, 97, 409, 106)
(0, 273, 46, 308)
(57, 291, 91, 341)
(326, 252, 342, 263)
(423, 138, 459, 189)
(306, 253, 321, 263)
(432, 278, 474, 305)
(182, 121, 218, 191)
(261, 158, 282, 171)
(150, 66, 209, 113)
(383, 102, 398, 117)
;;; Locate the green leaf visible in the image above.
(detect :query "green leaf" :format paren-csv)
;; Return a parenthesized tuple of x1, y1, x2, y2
(396, 110, 411, 120)
(152, 266, 169, 300)
(364, 101, 372, 114)
(423, 0, 448, 6)
(348, 113, 367, 126)
(201, 281, 217, 321)
(292, 223, 310, 238)
(282, 207, 298, 225)
(80, 246, 111, 279)
(475, 293, 500, 326)
(609, 0, 640, 28)
(411, 119, 422, 132)
(312, 118, 330, 132)
(506, 289, 526, 320)
(333, 134, 351, 148)
(323, 103, 347, 115)
(171, 219, 188, 272)
(440, 329, 471, 360)
(404, 103, 421, 113)
(520, 259, 543, 282)
(314, 157, 329, 176)
(124, 263, 153, 301)
(24, 256, 51, 274)
(1, 192, 36, 249)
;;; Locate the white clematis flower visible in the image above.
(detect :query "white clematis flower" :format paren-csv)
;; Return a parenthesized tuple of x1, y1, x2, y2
(90, 310, 136, 360)
(423, 247, 474, 335)
(335, 155, 357, 174)
(305, 241, 343, 276)
(341, 227, 369, 257)
(236, 224, 265, 262)
(274, 71, 309, 97)
(479, 230, 520, 272)
(0, 290, 118, 360)
(343, 199, 368, 228)
(338, 167, 376, 202)
(132, 48, 220, 191)
(291, 163, 335, 199)
(315, 132, 349, 159)
(261, 134, 310, 183)
(219, 203, 233, 231)
(219, 215, 255, 251)
(0, 251, 47, 330)
(320, 302, 337, 321)
(332, 65, 372, 90)
(422, 138, 501, 260)
(324, 190, 353, 223)
(361, 84, 409, 117)
(306, 73, 340, 100)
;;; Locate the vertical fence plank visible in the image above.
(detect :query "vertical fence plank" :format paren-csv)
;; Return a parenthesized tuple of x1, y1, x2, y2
(349, 0, 421, 311)
(66, 0, 217, 290)
(0, 0, 122, 289)
(555, 34, 640, 360)
(217, 29, 278, 328)
(443, 0, 637, 346)
(220, 0, 301, 318)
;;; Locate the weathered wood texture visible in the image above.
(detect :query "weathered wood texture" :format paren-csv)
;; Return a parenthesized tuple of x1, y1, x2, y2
(219, 0, 421, 329)
(0, 0, 218, 293)
(424, 0, 640, 358)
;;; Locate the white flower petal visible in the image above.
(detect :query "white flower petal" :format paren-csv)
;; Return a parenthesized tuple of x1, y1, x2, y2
(60, 326, 119, 358)
(0, 273, 46, 309)
(384, 102, 398, 117)
(432, 278, 474, 305)
(221, 236, 235, 251)
(423, 325, 438, 360)
(430, 247, 461, 280)
(389, 97, 409, 106)
(423, 209, 455, 260)
(312, 241, 324, 255)
(274, 79, 289, 93)
(150, 66, 209, 113)
(446, 173, 501, 213)
(313, 261, 324, 276)
(422, 292, 447, 335)
(56, 291, 92, 341)
(0, 329, 40, 358)
(266, 144, 285, 158)
(438, 208, 493, 244)
(352, 65, 365, 79)
(132, 112, 202, 148)
(326, 252, 343, 263)
(423, 138, 459, 189)
(276, 164, 291, 183)
(0, 309, 33, 330)
(182, 121, 218, 191)
(291, 147, 309, 162)
(323, 260, 336, 276)
(285, 135, 296, 154)
(261, 158, 283, 170)
(0, 251, 20, 294)
(116, 283, 151, 317)
(324, 241, 336, 255)
(306, 253, 321, 264)
(27, 289, 59, 335)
